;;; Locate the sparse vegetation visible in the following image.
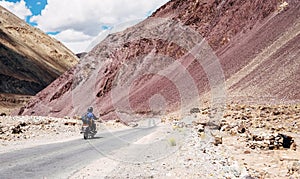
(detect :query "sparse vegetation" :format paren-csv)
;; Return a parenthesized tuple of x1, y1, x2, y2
(168, 137, 176, 146)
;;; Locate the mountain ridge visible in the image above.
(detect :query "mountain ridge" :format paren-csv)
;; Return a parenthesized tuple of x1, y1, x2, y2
(0, 5, 79, 114)
(16, 0, 300, 121)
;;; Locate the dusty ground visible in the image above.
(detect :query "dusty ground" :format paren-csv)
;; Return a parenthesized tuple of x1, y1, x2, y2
(225, 104, 300, 178)
(81, 103, 299, 179)
(71, 124, 244, 179)
(0, 116, 129, 153)
(1, 103, 300, 178)
(199, 103, 300, 178)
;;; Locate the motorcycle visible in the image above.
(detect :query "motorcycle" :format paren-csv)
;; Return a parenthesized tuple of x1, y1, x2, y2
(80, 120, 97, 139)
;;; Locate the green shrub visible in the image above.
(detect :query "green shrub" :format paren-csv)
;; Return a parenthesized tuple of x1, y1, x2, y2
(169, 138, 176, 146)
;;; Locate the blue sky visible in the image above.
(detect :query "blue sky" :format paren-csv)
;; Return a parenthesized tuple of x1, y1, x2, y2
(1, 0, 46, 25)
(0, 0, 169, 53)
(25, 0, 47, 26)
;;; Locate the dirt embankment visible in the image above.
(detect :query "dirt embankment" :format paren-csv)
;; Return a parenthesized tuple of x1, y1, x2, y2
(0, 93, 31, 115)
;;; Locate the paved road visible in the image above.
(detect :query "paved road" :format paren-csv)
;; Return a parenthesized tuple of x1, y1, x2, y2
(0, 127, 157, 179)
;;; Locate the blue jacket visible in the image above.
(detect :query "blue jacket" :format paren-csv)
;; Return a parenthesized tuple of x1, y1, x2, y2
(86, 112, 96, 120)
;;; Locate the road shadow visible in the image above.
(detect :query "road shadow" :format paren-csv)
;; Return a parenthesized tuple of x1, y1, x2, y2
(88, 136, 104, 140)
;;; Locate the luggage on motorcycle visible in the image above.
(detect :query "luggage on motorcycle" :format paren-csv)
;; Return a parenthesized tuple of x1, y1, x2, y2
(81, 114, 88, 124)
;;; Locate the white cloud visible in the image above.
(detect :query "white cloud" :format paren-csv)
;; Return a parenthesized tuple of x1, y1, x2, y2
(53, 29, 93, 43)
(56, 39, 92, 54)
(30, 0, 169, 53)
(0, 0, 32, 20)
(51, 29, 94, 53)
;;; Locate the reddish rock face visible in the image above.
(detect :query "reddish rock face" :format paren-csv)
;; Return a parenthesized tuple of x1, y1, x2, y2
(18, 0, 300, 122)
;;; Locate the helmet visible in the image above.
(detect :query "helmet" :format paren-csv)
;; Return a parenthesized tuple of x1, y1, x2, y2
(87, 107, 93, 112)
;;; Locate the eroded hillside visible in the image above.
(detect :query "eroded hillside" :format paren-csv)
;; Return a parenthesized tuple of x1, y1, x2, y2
(17, 0, 300, 121)
(0, 6, 79, 114)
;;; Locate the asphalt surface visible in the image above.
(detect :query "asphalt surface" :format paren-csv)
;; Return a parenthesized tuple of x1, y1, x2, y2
(0, 127, 157, 179)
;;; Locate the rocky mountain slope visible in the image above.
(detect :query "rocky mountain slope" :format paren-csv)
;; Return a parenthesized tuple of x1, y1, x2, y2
(0, 6, 78, 114)
(17, 0, 300, 121)
(152, 0, 300, 102)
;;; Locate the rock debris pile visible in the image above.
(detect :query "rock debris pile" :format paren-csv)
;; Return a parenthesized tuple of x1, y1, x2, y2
(0, 116, 81, 143)
(190, 103, 300, 178)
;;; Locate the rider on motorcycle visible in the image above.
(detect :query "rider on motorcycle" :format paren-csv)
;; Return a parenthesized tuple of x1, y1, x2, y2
(82, 107, 97, 133)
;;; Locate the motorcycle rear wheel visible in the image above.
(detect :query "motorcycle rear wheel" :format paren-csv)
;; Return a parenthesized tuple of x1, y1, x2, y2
(83, 133, 88, 140)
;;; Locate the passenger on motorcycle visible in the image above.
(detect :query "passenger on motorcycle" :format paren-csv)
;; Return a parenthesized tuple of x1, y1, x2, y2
(82, 107, 97, 133)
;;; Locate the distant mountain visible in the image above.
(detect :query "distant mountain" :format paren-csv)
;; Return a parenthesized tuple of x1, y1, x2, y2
(17, 0, 300, 121)
(76, 52, 87, 59)
(0, 6, 78, 114)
